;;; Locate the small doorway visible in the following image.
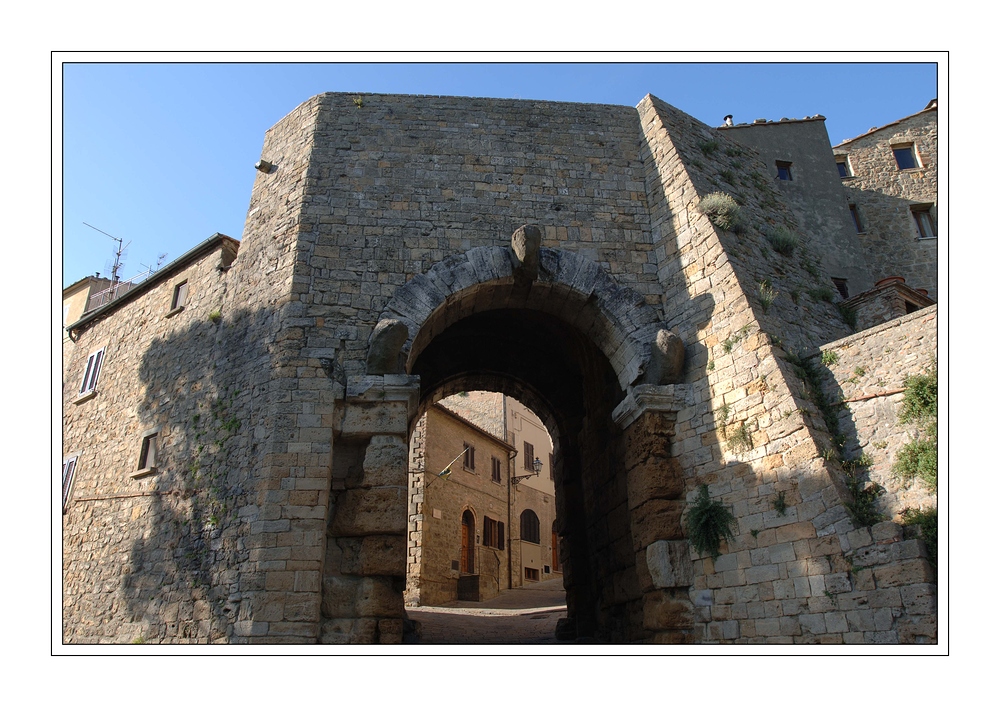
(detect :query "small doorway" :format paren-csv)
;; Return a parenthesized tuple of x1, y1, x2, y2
(461, 510, 475, 574)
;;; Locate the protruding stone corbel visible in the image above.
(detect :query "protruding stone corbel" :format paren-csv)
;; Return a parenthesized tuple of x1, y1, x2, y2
(511, 224, 542, 282)
(612, 383, 693, 430)
(366, 318, 409, 374)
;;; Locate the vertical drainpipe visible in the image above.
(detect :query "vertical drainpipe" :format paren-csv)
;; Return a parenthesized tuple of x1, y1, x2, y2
(504, 396, 513, 591)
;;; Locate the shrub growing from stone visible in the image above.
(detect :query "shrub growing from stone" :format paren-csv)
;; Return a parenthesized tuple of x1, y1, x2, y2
(697, 192, 745, 233)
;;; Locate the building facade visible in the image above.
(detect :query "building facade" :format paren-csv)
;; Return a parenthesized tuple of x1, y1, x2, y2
(62, 92, 938, 645)
(832, 100, 939, 300)
(404, 392, 558, 606)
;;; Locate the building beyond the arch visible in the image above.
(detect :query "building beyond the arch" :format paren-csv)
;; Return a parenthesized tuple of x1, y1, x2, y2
(62, 92, 939, 646)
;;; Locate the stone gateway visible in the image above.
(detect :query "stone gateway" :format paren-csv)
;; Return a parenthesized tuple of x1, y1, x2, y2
(62, 92, 938, 644)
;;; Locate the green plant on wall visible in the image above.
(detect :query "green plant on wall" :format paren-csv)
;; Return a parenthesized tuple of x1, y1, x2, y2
(727, 421, 753, 453)
(787, 352, 885, 527)
(893, 368, 937, 489)
(901, 507, 937, 570)
(686, 484, 737, 559)
(773, 491, 788, 516)
(757, 280, 776, 314)
(697, 192, 745, 233)
(697, 139, 719, 156)
(766, 226, 798, 256)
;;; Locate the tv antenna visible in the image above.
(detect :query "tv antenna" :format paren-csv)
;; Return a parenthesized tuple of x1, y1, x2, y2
(83, 222, 130, 287)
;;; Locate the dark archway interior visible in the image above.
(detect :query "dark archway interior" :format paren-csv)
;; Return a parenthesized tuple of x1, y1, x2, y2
(410, 306, 646, 642)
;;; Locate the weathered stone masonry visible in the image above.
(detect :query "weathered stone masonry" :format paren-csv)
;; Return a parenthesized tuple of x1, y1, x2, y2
(63, 92, 937, 644)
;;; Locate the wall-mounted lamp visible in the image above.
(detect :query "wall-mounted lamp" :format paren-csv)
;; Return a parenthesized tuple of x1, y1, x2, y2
(255, 159, 274, 174)
(511, 457, 543, 486)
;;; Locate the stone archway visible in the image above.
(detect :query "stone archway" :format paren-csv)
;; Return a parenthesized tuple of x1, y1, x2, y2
(335, 226, 697, 643)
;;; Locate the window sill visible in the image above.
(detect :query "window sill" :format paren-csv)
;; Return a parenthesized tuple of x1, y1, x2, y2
(74, 390, 97, 404)
(164, 305, 185, 318)
(916, 236, 937, 241)
(131, 466, 158, 479)
(897, 167, 925, 173)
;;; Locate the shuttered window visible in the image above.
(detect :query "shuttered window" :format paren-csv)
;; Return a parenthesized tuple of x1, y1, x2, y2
(79, 348, 105, 396)
(520, 509, 540, 544)
(62, 457, 78, 511)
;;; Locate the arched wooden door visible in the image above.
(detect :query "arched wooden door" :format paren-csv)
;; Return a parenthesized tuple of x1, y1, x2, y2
(461, 510, 475, 574)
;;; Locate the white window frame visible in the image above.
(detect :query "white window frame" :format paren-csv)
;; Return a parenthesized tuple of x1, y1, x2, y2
(77, 347, 105, 400)
(62, 455, 79, 512)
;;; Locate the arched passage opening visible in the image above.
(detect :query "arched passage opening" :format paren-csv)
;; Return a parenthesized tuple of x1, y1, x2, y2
(406, 300, 638, 642)
(349, 235, 694, 644)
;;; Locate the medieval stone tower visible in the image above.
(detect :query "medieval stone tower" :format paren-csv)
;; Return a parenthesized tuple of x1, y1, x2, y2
(62, 92, 937, 644)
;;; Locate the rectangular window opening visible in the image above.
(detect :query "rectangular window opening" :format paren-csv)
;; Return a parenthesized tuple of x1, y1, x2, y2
(835, 156, 852, 178)
(849, 204, 864, 234)
(170, 280, 189, 311)
(136, 432, 158, 475)
(776, 161, 793, 181)
(463, 443, 475, 471)
(525, 567, 540, 582)
(911, 204, 937, 239)
(832, 278, 849, 300)
(491, 456, 502, 484)
(892, 144, 920, 170)
(523, 441, 534, 471)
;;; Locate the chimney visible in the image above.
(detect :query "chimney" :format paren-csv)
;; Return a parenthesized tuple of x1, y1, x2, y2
(723, 115, 734, 127)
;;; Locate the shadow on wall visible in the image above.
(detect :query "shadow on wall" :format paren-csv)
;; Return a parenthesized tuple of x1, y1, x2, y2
(124, 304, 285, 642)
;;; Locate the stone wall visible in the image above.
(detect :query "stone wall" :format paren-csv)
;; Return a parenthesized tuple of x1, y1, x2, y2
(812, 306, 938, 517)
(62, 91, 938, 645)
(834, 106, 938, 299)
(722, 118, 874, 298)
(634, 95, 935, 643)
(63, 238, 253, 644)
(405, 404, 513, 606)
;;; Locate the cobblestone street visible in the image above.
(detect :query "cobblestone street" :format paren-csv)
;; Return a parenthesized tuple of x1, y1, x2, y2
(406, 578, 568, 644)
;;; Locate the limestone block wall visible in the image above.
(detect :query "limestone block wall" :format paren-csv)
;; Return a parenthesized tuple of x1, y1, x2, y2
(279, 91, 658, 384)
(834, 107, 938, 299)
(634, 95, 935, 643)
(812, 306, 938, 517)
(722, 118, 874, 298)
(62, 240, 256, 644)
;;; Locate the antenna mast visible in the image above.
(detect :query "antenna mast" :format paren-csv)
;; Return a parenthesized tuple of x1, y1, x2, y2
(83, 222, 131, 295)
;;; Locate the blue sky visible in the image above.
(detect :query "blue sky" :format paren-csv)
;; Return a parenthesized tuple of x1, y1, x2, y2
(60, 61, 938, 287)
